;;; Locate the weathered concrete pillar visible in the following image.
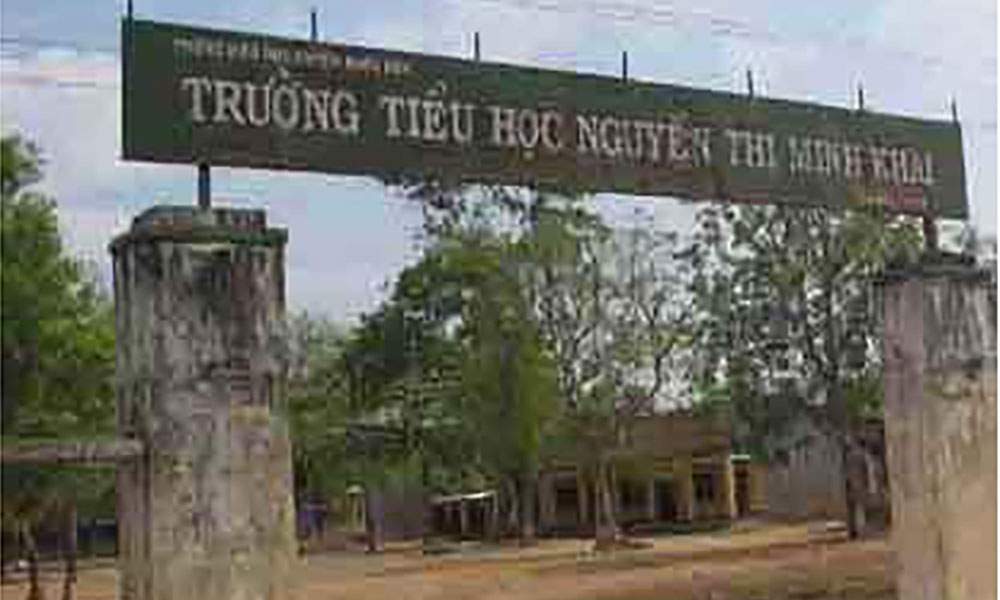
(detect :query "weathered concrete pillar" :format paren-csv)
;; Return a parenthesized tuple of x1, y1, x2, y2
(111, 207, 296, 600)
(883, 264, 996, 600)
(675, 457, 694, 522)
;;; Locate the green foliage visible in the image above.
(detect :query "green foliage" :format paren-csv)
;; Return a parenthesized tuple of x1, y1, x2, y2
(1, 136, 116, 439)
(454, 230, 559, 479)
(1, 134, 118, 552)
(287, 314, 353, 502)
(688, 203, 922, 455)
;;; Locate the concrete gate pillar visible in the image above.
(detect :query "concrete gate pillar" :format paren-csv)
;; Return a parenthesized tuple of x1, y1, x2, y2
(111, 207, 297, 600)
(883, 263, 996, 600)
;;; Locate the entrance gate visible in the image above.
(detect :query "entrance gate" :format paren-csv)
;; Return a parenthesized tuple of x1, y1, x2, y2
(2, 9, 991, 600)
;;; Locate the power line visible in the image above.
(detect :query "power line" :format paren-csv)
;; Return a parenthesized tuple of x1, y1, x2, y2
(467, 0, 996, 74)
(2, 2, 995, 76)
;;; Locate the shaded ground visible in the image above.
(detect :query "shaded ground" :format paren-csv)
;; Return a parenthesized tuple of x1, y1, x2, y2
(2, 522, 895, 599)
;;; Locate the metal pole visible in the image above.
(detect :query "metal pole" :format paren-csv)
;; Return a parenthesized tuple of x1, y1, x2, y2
(746, 68, 754, 99)
(950, 97, 959, 124)
(857, 83, 865, 111)
(621, 50, 628, 82)
(197, 163, 211, 210)
(310, 7, 318, 42)
(473, 31, 480, 62)
(122, 0, 134, 161)
(923, 213, 938, 254)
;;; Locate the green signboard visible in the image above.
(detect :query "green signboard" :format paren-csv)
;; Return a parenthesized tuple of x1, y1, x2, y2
(122, 19, 968, 218)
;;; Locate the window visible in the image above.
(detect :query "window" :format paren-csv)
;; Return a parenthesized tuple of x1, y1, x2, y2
(555, 486, 578, 512)
(619, 482, 645, 510)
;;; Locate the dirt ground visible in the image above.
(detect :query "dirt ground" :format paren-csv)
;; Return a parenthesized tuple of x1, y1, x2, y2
(2, 522, 896, 600)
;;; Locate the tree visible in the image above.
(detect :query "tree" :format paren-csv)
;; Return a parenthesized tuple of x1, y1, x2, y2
(286, 314, 352, 547)
(411, 186, 691, 547)
(688, 202, 921, 537)
(404, 184, 697, 547)
(1, 134, 117, 599)
(448, 228, 559, 544)
(514, 195, 658, 547)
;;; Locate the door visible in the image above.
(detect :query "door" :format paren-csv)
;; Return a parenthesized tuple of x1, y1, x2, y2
(654, 479, 677, 522)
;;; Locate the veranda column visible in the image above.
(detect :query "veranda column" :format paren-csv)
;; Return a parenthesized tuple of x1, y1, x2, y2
(675, 457, 695, 522)
(645, 477, 656, 522)
(719, 458, 737, 520)
(112, 206, 296, 600)
(576, 467, 590, 531)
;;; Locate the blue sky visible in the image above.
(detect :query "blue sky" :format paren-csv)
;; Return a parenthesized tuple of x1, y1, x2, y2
(2, 0, 996, 323)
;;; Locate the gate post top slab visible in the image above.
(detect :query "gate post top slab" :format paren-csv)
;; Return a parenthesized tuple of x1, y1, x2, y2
(109, 206, 287, 253)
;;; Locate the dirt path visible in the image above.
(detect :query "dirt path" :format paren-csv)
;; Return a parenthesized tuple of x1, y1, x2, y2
(2, 523, 896, 599)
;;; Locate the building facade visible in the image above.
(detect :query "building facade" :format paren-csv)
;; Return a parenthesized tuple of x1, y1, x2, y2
(766, 412, 889, 530)
(536, 413, 764, 535)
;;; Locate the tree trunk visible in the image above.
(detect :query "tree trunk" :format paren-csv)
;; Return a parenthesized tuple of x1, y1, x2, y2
(826, 365, 862, 540)
(21, 522, 42, 600)
(504, 478, 519, 538)
(488, 491, 500, 542)
(61, 501, 77, 600)
(518, 471, 537, 546)
(841, 438, 866, 539)
(364, 486, 385, 553)
(594, 460, 618, 549)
